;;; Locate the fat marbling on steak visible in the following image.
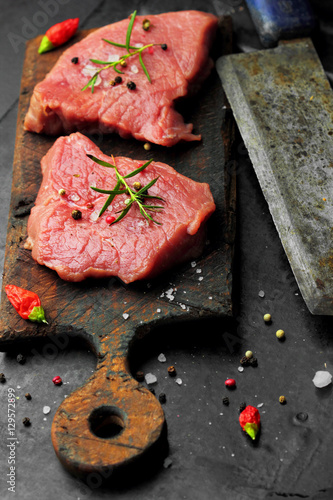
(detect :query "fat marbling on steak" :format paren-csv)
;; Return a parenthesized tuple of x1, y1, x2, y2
(25, 133, 216, 283)
(24, 11, 218, 147)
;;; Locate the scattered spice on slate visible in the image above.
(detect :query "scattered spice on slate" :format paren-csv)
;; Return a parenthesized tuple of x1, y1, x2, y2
(225, 378, 236, 389)
(276, 329, 285, 340)
(149, 387, 155, 395)
(135, 370, 144, 382)
(239, 405, 260, 440)
(263, 313, 271, 323)
(22, 417, 31, 427)
(71, 57, 79, 64)
(71, 209, 82, 220)
(25, 393, 32, 400)
(167, 366, 177, 377)
(279, 395, 287, 404)
(0, 373, 6, 383)
(222, 397, 229, 406)
(245, 350, 253, 359)
(240, 356, 250, 366)
(127, 81, 136, 90)
(52, 375, 62, 386)
(159, 393, 166, 404)
(17, 354, 26, 365)
(249, 357, 258, 367)
(161, 43, 168, 50)
(239, 402, 246, 413)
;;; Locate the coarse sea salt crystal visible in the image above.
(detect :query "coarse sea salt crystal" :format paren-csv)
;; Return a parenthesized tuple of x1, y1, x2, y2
(312, 370, 332, 388)
(90, 210, 100, 222)
(130, 64, 139, 74)
(122, 313, 129, 320)
(158, 353, 166, 363)
(68, 193, 80, 202)
(145, 373, 157, 385)
(238, 366, 244, 373)
(175, 378, 183, 385)
(196, 269, 202, 274)
(191, 261, 197, 268)
(43, 406, 51, 415)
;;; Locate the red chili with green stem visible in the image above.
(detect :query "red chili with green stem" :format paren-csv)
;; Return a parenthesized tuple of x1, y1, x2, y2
(5, 285, 48, 324)
(239, 405, 261, 440)
(38, 18, 79, 54)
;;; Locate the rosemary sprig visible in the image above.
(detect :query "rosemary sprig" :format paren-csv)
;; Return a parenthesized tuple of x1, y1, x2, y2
(87, 154, 165, 225)
(82, 10, 162, 93)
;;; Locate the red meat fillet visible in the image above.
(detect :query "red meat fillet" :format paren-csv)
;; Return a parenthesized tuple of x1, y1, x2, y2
(24, 133, 216, 283)
(24, 11, 218, 147)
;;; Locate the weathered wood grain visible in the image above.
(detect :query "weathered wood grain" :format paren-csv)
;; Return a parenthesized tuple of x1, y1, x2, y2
(0, 18, 235, 478)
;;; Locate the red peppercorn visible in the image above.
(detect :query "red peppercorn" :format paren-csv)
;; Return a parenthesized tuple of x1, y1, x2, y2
(225, 378, 236, 388)
(148, 47, 154, 55)
(106, 215, 116, 224)
(52, 376, 62, 386)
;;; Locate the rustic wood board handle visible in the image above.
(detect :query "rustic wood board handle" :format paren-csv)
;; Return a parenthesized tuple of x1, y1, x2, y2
(0, 17, 236, 479)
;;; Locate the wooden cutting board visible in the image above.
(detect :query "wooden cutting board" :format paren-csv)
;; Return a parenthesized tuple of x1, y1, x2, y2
(0, 18, 236, 479)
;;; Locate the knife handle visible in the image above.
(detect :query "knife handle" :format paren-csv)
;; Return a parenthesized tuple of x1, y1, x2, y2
(244, 0, 316, 47)
(51, 348, 165, 480)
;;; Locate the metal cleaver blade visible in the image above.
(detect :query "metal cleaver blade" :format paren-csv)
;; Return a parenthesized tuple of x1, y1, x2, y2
(217, 39, 333, 315)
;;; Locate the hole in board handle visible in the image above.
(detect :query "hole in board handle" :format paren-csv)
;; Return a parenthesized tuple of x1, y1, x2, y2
(89, 406, 125, 439)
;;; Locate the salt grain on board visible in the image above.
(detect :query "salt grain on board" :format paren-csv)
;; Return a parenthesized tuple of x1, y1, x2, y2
(312, 370, 332, 388)
(158, 353, 166, 363)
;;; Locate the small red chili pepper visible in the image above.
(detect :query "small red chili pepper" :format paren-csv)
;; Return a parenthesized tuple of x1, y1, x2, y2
(225, 378, 236, 388)
(52, 376, 62, 386)
(38, 18, 79, 54)
(5, 285, 48, 324)
(239, 405, 260, 440)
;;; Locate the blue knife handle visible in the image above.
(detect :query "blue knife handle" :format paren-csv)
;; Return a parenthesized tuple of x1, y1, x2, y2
(245, 0, 316, 47)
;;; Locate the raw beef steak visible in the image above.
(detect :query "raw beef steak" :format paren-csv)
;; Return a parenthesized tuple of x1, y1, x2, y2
(25, 133, 216, 283)
(24, 11, 218, 146)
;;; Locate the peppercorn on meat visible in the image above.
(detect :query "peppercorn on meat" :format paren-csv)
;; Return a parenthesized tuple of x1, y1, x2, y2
(24, 11, 218, 146)
(24, 133, 215, 283)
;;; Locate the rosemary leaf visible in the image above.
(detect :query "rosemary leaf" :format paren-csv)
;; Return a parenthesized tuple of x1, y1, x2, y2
(90, 58, 114, 64)
(123, 159, 153, 178)
(111, 204, 132, 224)
(126, 10, 137, 53)
(102, 38, 136, 50)
(91, 187, 125, 195)
(81, 74, 97, 92)
(87, 154, 116, 168)
(136, 176, 159, 195)
(99, 180, 121, 216)
(139, 52, 151, 83)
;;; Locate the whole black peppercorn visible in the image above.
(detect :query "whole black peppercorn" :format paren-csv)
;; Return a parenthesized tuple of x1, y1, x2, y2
(167, 365, 177, 377)
(71, 209, 82, 220)
(135, 370, 144, 382)
(240, 356, 250, 366)
(114, 76, 122, 84)
(159, 393, 166, 404)
(127, 81, 136, 90)
(22, 417, 31, 426)
(25, 393, 32, 400)
(149, 387, 155, 395)
(239, 402, 247, 413)
(249, 357, 258, 367)
(0, 373, 6, 383)
(161, 43, 168, 50)
(222, 396, 229, 406)
(17, 354, 26, 365)
(71, 57, 79, 64)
